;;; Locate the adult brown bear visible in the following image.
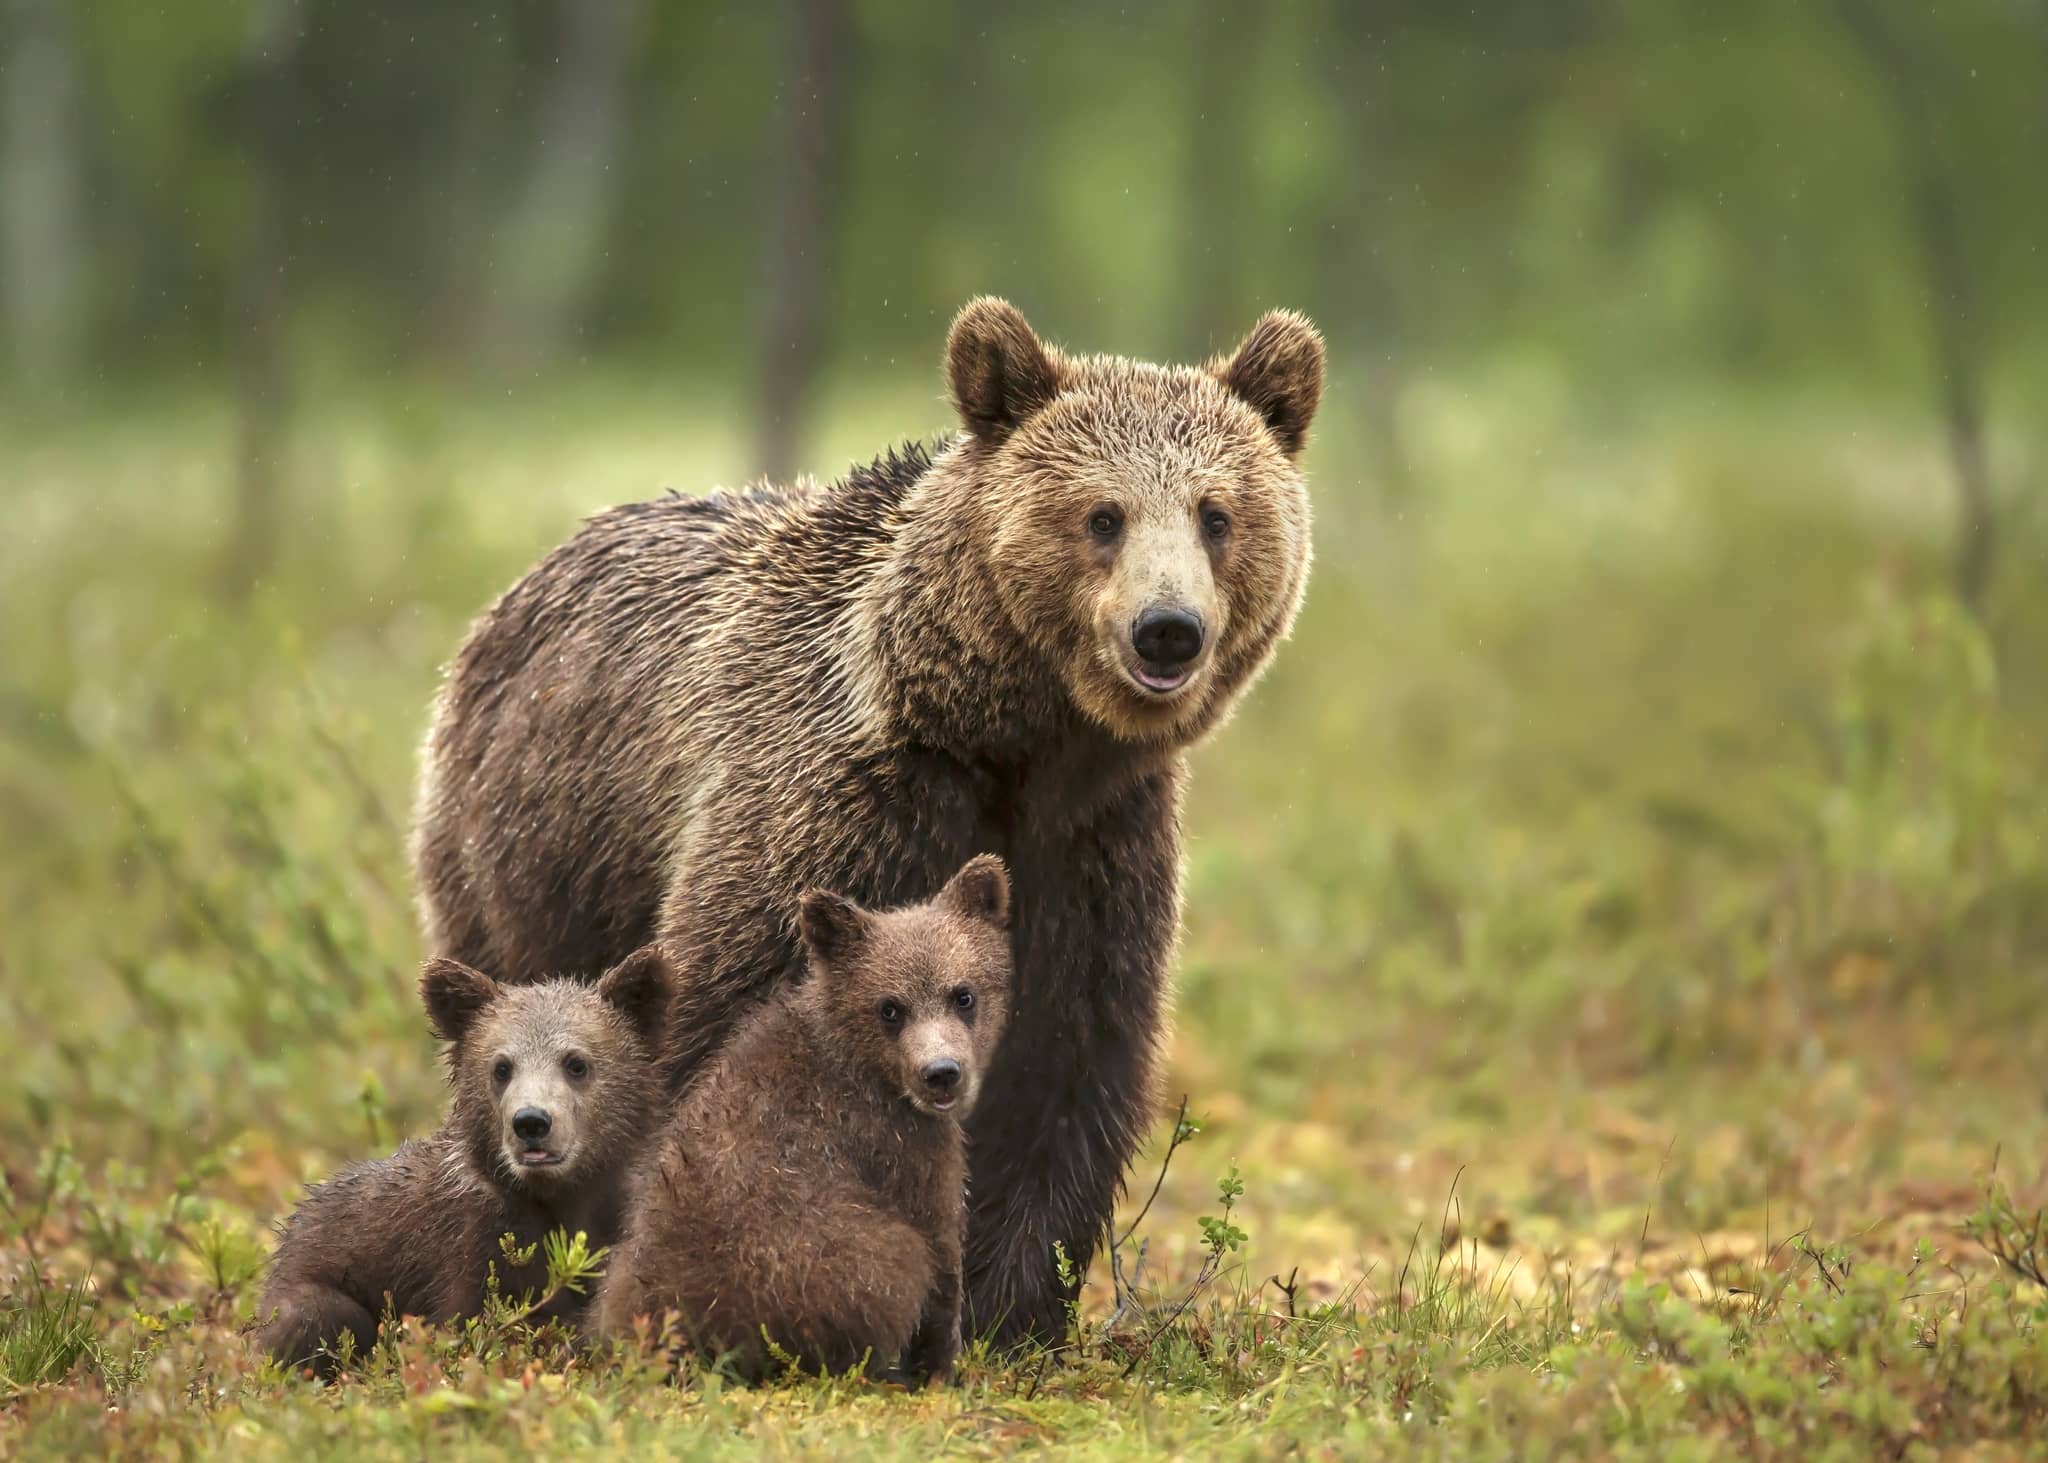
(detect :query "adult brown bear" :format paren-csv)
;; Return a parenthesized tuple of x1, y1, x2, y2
(412, 298, 1321, 1344)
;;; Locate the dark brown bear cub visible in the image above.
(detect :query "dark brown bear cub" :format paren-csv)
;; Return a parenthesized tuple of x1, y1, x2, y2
(595, 856, 1013, 1382)
(256, 948, 670, 1377)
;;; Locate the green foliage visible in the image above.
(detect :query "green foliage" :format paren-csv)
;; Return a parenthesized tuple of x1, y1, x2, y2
(1806, 590, 2029, 896)
(1964, 1173, 2048, 1291)
(460, 1228, 613, 1363)
(1196, 1163, 1248, 1257)
(9, 0, 2048, 434)
(540, 1229, 609, 1302)
(0, 1264, 96, 1396)
(179, 1215, 265, 1297)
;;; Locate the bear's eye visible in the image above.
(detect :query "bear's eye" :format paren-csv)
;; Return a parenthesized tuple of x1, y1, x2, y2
(877, 998, 905, 1030)
(1087, 507, 1123, 542)
(492, 1057, 513, 1085)
(562, 1054, 590, 1080)
(952, 987, 976, 1013)
(1202, 508, 1231, 541)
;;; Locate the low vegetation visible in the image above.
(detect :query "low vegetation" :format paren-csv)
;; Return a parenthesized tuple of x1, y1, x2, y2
(3, 384, 2045, 1457)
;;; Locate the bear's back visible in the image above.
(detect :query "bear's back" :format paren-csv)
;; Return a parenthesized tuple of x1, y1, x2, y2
(415, 444, 944, 980)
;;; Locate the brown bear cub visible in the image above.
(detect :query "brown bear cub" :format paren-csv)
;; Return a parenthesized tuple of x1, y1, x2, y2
(256, 948, 671, 1377)
(595, 856, 1013, 1382)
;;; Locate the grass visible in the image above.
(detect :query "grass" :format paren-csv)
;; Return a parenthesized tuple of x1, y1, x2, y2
(2, 375, 2047, 1457)
(0, 1265, 96, 1400)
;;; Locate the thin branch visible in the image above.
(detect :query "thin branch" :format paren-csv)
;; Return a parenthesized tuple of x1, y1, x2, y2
(1116, 1095, 1194, 1251)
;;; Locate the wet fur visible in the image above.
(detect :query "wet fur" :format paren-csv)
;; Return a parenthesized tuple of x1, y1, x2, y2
(255, 954, 669, 1376)
(595, 862, 1013, 1381)
(413, 299, 1321, 1342)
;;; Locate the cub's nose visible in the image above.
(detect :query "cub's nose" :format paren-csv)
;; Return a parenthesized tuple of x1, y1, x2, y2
(920, 1059, 962, 1093)
(1131, 606, 1204, 668)
(511, 1107, 552, 1143)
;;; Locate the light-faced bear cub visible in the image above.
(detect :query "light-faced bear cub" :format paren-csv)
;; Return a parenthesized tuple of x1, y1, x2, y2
(595, 855, 1013, 1383)
(256, 948, 670, 1377)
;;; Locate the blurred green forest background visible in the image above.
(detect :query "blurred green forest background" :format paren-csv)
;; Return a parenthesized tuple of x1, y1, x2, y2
(4, 1, 2048, 1451)
(6, 1, 2046, 473)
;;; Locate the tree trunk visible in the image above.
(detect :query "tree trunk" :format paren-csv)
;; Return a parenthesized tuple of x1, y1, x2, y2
(222, 0, 299, 600)
(1322, 10, 1412, 504)
(477, 0, 642, 375)
(1837, 0, 1995, 609)
(754, 0, 855, 486)
(1, 0, 85, 393)
(1179, 2, 1251, 360)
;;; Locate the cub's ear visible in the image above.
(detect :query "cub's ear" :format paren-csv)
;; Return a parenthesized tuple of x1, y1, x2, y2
(596, 944, 675, 1044)
(942, 853, 1011, 930)
(1212, 309, 1325, 458)
(797, 889, 870, 971)
(946, 296, 1064, 445)
(420, 958, 499, 1043)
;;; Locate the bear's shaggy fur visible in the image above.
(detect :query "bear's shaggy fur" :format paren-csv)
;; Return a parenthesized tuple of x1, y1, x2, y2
(255, 949, 670, 1376)
(413, 298, 1322, 1342)
(594, 856, 1013, 1382)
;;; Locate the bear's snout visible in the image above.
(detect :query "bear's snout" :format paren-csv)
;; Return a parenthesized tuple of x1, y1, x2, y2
(1131, 605, 1205, 677)
(511, 1107, 552, 1144)
(920, 1058, 961, 1093)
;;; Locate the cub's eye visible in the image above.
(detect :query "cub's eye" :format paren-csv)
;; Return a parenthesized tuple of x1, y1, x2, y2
(877, 998, 905, 1029)
(492, 1058, 512, 1085)
(1202, 508, 1231, 541)
(952, 987, 976, 1013)
(562, 1054, 591, 1080)
(1087, 508, 1123, 542)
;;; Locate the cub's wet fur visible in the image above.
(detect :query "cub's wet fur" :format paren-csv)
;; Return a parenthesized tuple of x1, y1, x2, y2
(255, 949, 670, 1377)
(595, 856, 1013, 1382)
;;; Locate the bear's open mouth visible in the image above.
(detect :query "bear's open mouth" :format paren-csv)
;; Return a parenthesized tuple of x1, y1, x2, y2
(1122, 657, 1197, 697)
(513, 1148, 566, 1168)
(1134, 664, 1191, 692)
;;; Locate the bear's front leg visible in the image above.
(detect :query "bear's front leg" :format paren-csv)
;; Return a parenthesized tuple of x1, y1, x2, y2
(898, 1258, 963, 1384)
(257, 1284, 383, 1380)
(963, 772, 1181, 1347)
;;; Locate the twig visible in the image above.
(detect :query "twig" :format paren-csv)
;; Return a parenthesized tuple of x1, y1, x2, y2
(1267, 1266, 1300, 1320)
(1105, 1235, 1148, 1330)
(1115, 1096, 1193, 1251)
(1117, 1246, 1226, 1380)
(1798, 1237, 1845, 1297)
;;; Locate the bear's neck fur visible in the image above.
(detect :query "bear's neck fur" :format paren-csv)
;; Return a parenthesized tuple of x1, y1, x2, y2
(449, 1084, 647, 1259)
(849, 442, 1172, 806)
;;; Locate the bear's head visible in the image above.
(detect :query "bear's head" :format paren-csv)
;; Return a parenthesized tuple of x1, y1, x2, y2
(795, 854, 1014, 1121)
(420, 947, 672, 1192)
(945, 297, 1322, 744)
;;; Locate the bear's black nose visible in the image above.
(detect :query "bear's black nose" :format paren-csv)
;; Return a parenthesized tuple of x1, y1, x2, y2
(511, 1107, 552, 1143)
(921, 1059, 961, 1092)
(1131, 606, 1204, 668)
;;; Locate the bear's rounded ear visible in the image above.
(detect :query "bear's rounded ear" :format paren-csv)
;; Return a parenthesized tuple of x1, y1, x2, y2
(420, 957, 499, 1043)
(1211, 310, 1325, 459)
(942, 853, 1011, 931)
(946, 296, 1064, 446)
(596, 944, 674, 1044)
(797, 889, 869, 971)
